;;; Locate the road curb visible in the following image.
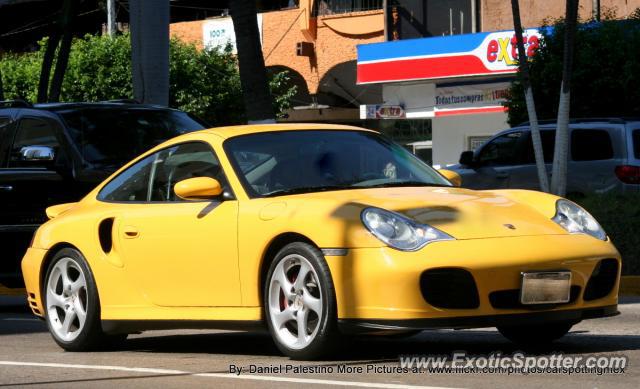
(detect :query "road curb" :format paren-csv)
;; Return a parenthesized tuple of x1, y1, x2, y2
(620, 276, 640, 296)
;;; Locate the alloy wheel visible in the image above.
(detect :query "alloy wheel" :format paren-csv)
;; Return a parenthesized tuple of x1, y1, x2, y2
(268, 254, 323, 350)
(46, 257, 88, 342)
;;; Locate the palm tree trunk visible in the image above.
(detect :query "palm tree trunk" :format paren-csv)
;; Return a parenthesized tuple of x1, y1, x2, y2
(37, 31, 60, 103)
(229, 0, 276, 123)
(48, 0, 78, 102)
(511, 0, 549, 193)
(550, 0, 579, 196)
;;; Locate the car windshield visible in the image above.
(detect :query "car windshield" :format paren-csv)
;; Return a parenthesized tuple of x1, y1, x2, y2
(59, 108, 206, 167)
(224, 130, 451, 197)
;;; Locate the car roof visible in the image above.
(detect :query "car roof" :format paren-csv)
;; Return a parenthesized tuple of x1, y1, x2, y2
(34, 102, 179, 112)
(202, 123, 379, 139)
(0, 100, 180, 113)
(516, 118, 640, 126)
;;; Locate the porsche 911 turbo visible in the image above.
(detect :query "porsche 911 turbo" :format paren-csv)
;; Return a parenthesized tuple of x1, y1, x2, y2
(22, 124, 621, 359)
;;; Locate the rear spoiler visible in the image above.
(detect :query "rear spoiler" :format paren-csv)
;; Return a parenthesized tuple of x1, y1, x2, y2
(46, 202, 77, 220)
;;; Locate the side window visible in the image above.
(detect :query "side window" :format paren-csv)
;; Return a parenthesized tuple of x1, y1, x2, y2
(541, 131, 556, 162)
(98, 142, 225, 202)
(98, 153, 156, 202)
(571, 129, 613, 161)
(523, 130, 556, 164)
(9, 118, 61, 168)
(477, 132, 522, 166)
(0, 116, 12, 167)
(150, 142, 225, 202)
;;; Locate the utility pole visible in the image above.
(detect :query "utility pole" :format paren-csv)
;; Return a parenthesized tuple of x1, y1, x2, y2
(107, 0, 116, 37)
(129, 0, 170, 106)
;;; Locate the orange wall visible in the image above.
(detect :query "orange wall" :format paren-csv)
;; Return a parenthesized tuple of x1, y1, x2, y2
(170, 20, 204, 50)
(262, 8, 384, 94)
(169, 8, 385, 95)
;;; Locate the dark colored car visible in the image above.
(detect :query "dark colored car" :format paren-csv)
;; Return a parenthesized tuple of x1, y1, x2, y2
(0, 100, 206, 289)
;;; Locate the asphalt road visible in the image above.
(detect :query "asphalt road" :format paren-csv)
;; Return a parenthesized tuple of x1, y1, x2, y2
(1, 296, 639, 388)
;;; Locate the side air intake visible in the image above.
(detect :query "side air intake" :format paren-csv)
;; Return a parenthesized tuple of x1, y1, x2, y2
(98, 218, 115, 254)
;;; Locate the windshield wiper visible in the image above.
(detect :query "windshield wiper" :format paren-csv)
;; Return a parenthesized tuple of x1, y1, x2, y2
(262, 185, 350, 197)
(359, 181, 452, 189)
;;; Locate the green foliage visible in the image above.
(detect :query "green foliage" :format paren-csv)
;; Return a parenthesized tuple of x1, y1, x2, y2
(0, 33, 296, 126)
(0, 44, 42, 102)
(571, 194, 640, 275)
(505, 9, 640, 125)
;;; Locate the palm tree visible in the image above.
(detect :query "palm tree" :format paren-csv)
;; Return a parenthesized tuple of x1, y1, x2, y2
(511, 0, 549, 193)
(37, 31, 60, 103)
(229, 0, 276, 123)
(49, 0, 79, 102)
(550, 0, 579, 196)
(36, 0, 78, 103)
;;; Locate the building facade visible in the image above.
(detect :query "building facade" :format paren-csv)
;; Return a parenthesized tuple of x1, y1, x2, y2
(357, 0, 640, 166)
(169, 0, 640, 165)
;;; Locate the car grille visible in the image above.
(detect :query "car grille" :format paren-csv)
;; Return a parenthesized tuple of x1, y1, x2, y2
(420, 268, 480, 309)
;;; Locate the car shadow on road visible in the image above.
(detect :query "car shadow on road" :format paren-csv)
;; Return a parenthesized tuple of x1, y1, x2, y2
(118, 329, 640, 362)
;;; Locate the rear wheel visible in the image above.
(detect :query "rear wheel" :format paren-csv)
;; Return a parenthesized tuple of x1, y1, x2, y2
(497, 321, 574, 346)
(43, 248, 126, 351)
(264, 242, 339, 360)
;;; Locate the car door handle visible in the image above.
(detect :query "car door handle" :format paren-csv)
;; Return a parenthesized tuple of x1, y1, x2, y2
(0, 185, 13, 192)
(122, 226, 139, 238)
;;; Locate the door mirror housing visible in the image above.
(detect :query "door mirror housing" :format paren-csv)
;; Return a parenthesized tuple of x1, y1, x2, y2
(20, 145, 55, 162)
(174, 177, 223, 200)
(438, 169, 462, 187)
(459, 150, 475, 167)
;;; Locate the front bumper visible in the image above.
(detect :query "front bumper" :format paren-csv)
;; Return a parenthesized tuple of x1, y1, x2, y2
(325, 234, 621, 324)
(338, 305, 619, 333)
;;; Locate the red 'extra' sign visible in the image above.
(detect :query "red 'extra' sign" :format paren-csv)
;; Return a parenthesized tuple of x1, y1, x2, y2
(486, 34, 540, 66)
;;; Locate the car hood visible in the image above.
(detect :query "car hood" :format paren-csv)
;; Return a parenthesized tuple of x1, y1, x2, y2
(283, 186, 566, 240)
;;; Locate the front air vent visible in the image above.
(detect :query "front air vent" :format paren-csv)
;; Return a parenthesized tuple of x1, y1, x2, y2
(420, 268, 480, 309)
(98, 218, 115, 254)
(584, 258, 619, 301)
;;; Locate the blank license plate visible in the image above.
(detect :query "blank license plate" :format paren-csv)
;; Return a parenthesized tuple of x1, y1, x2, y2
(520, 271, 572, 305)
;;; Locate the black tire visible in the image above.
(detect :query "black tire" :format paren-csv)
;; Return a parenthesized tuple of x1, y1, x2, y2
(264, 242, 339, 360)
(43, 248, 126, 351)
(497, 321, 575, 346)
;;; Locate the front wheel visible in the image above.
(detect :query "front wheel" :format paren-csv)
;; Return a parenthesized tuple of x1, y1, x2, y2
(497, 321, 575, 346)
(264, 242, 339, 360)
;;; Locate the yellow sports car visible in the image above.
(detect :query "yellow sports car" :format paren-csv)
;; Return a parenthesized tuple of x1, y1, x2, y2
(22, 124, 620, 359)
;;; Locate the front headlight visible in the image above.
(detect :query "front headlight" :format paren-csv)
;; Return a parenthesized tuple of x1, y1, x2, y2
(361, 207, 454, 251)
(552, 199, 606, 240)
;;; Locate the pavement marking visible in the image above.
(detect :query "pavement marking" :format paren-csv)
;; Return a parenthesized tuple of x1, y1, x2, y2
(0, 360, 460, 389)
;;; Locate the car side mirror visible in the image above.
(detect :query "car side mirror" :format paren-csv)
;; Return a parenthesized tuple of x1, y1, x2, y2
(438, 169, 462, 187)
(459, 150, 475, 167)
(174, 177, 223, 200)
(20, 145, 56, 162)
